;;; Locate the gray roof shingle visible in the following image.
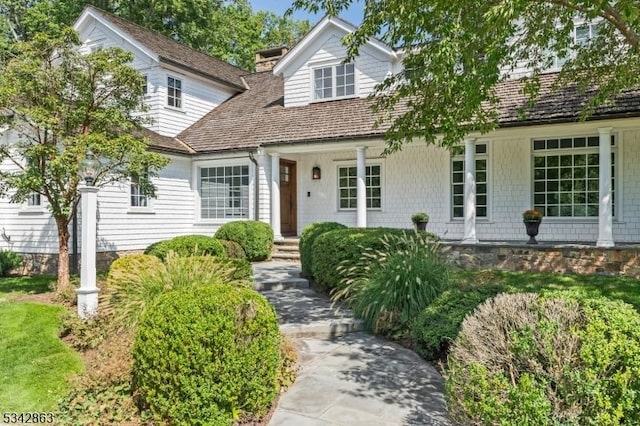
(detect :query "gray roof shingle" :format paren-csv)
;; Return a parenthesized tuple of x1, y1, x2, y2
(179, 71, 640, 153)
(87, 6, 247, 91)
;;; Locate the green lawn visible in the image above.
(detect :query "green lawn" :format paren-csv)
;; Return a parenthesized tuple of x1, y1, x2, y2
(0, 275, 82, 412)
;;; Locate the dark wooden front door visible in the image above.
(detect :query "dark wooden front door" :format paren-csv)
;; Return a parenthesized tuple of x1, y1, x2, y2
(280, 160, 297, 236)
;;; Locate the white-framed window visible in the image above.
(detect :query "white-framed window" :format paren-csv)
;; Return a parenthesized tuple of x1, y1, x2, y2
(199, 165, 249, 219)
(313, 63, 355, 100)
(532, 135, 615, 218)
(130, 173, 149, 208)
(27, 193, 41, 207)
(337, 164, 381, 210)
(167, 76, 182, 108)
(451, 143, 489, 219)
(552, 21, 602, 68)
(142, 75, 148, 95)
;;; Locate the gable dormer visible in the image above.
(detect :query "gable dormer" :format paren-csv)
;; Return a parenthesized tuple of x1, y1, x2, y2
(273, 16, 399, 108)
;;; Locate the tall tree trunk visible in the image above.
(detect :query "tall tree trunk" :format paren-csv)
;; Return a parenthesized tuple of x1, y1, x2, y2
(55, 215, 71, 296)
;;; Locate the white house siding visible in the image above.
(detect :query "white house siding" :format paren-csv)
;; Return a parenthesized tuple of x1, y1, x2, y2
(290, 120, 640, 243)
(94, 155, 195, 252)
(283, 29, 391, 107)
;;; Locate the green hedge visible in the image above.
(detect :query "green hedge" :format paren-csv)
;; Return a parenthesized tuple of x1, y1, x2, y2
(446, 293, 640, 425)
(132, 285, 281, 425)
(299, 222, 347, 278)
(310, 227, 436, 291)
(0, 250, 22, 276)
(219, 239, 247, 259)
(144, 235, 226, 260)
(214, 221, 274, 262)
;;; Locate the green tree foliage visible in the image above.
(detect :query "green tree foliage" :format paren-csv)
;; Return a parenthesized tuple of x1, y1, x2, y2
(292, 0, 640, 152)
(1, 0, 310, 70)
(0, 30, 169, 293)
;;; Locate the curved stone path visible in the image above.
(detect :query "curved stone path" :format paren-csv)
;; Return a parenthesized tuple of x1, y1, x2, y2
(253, 262, 451, 426)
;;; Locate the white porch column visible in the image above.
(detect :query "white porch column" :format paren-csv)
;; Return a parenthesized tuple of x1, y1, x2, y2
(256, 148, 269, 224)
(356, 146, 367, 228)
(271, 153, 282, 240)
(597, 127, 614, 247)
(462, 137, 478, 244)
(77, 186, 99, 318)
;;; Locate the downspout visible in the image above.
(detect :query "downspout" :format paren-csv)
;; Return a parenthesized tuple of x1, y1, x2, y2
(248, 151, 260, 221)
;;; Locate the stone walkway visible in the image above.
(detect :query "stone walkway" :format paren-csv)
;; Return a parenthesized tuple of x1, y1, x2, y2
(253, 262, 451, 426)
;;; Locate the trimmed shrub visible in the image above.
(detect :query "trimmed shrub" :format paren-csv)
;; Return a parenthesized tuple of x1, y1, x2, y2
(219, 239, 246, 259)
(101, 254, 250, 330)
(446, 293, 640, 425)
(333, 232, 449, 335)
(311, 227, 437, 291)
(105, 254, 164, 288)
(144, 234, 226, 260)
(410, 285, 505, 361)
(132, 285, 281, 425)
(299, 222, 347, 278)
(0, 249, 22, 276)
(214, 221, 274, 262)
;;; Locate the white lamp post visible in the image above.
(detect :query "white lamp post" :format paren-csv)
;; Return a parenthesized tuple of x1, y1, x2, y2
(76, 150, 100, 319)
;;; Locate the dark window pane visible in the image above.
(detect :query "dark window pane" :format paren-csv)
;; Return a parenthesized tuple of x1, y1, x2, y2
(534, 156, 545, 167)
(587, 136, 599, 147)
(560, 138, 572, 148)
(477, 207, 487, 217)
(476, 144, 487, 154)
(453, 207, 463, 218)
(533, 140, 546, 150)
(574, 137, 586, 147)
(547, 139, 559, 149)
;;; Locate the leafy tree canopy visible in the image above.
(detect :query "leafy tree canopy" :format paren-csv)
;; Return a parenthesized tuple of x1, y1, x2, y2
(0, 0, 310, 70)
(0, 29, 169, 290)
(291, 0, 640, 152)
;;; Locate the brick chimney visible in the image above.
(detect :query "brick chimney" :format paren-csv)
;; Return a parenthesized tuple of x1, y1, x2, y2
(255, 46, 288, 72)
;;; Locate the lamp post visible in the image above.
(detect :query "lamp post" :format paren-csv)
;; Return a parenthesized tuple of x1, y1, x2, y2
(76, 150, 100, 319)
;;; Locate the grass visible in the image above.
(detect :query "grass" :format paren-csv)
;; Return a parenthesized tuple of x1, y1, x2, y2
(0, 301, 83, 411)
(0, 275, 55, 297)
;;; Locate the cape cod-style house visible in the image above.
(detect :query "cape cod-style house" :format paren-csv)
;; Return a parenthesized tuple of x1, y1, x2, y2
(2, 6, 640, 272)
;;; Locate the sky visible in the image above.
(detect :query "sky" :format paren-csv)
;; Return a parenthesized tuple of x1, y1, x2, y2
(249, 0, 364, 25)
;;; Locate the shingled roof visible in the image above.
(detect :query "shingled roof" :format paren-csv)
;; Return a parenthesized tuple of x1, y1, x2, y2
(178, 71, 640, 153)
(138, 128, 194, 155)
(85, 6, 247, 91)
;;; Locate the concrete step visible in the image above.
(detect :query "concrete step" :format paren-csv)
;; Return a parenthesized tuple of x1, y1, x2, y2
(254, 277, 309, 292)
(274, 244, 300, 252)
(274, 238, 300, 246)
(271, 252, 300, 261)
(260, 288, 364, 339)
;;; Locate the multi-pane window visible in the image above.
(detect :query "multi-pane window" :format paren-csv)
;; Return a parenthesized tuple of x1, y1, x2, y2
(142, 75, 148, 95)
(338, 165, 381, 210)
(553, 21, 602, 68)
(27, 193, 41, 207)
(167, 76, 182, 108)
(314, 63, 355, 100)
(532, 135, 615, 217)
(200, 166, 249, 219)
(130, 174, 148, 208)
(452, 144, 488, 219)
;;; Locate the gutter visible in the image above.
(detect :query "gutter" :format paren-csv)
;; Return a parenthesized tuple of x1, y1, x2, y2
(159, 57, 247, 92)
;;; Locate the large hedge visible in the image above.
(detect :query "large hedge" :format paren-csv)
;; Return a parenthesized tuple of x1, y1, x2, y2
(144, 235, 226, 260)
(310, 227, 436, 291)
(446, 293, 640, 425)
(214, 221, 274, 262)
(299, 222, 347, 278)
(132, 285, 281, 425)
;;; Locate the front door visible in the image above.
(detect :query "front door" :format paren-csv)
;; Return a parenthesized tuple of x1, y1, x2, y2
(280, 160, 297, 236)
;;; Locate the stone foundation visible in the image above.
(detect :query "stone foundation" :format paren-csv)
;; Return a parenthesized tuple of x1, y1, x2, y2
(16, 251, 141, 275)
(442, 242, 640, 278)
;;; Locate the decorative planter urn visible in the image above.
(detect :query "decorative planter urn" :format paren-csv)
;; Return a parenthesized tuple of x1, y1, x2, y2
(524, 220, 541, 244)
(415, 221, 428, 231)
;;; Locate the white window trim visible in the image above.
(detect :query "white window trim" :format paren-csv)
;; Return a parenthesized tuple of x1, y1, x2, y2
(127, 175, 154, 214)
(550, 20, 602, 70)
(334, 160, 384, 212)
(450, 142, 492, 222)
(192, 158, 255, 224)
(309, 60, 358, 102)
(19, 193, 46, 214)
(166, 74, 184, 111)
(529, 133, 619, 222)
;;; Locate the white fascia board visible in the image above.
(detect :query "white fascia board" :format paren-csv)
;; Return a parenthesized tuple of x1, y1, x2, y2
(74, 8, 158, 64)
(273, 16, 397, 77)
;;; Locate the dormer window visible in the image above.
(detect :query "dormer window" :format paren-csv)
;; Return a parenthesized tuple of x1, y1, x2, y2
(313, 63, 355, 100)
(167, 76, 182, 108)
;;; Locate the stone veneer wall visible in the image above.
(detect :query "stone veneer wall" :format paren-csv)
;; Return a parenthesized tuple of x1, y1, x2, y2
(443, 242, 640, 278)
(17, 251, 141, 275)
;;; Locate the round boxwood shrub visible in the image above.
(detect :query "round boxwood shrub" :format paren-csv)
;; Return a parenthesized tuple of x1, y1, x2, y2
(311, 227, 437, 291)
(214, 221, 274, 262)
(299, 222, 347, 278)
(219, 239, 247, 259)
(144, 235, 226, 260)
(105, 254, 165, 288)
(132, 285, 281, 425)
(446, 292, 640, 425)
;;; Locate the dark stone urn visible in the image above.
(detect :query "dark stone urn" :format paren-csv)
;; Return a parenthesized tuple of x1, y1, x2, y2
(524, 220, 541, 244)
(415, 221, 428, 232)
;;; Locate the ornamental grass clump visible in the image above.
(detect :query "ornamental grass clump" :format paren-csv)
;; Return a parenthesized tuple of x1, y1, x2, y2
(144, 234, 227, 260)
(333, 231, 449, 335)
(446, 292, 640, 425)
